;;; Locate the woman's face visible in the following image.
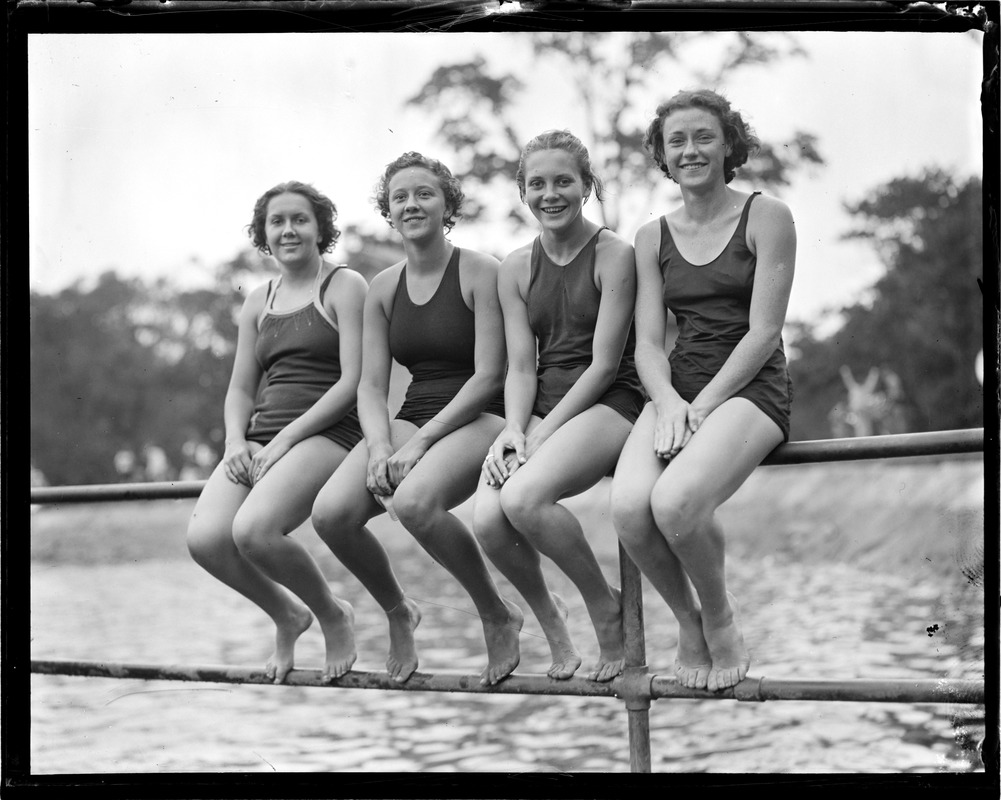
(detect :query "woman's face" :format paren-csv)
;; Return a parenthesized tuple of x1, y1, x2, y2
(661, 106, 729, 188)
(387, 167, 449, 241)
(264, 192, 320, 267)
(522, 148, 587, 233)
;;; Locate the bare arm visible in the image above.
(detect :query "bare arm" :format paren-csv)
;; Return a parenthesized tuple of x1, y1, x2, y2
(357, 265, 401, 495)
(687, 196, 796, 431)
(221, 285, 267, 486)
(482, 247, 537, 484)
(632, 220, 691, 458)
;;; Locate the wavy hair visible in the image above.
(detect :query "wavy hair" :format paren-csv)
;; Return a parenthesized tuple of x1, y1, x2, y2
(248, 181, 340, 254)
(643, 90, 759, 184)
(373, 152, 465, 233)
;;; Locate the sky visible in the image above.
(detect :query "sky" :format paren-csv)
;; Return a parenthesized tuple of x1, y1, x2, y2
(27, 29, 984, 326)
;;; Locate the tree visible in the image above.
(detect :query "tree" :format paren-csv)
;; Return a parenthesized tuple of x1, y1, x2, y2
(788, 169, 983, 439)
(30, 250, 273, 484)
(408, 31, 824, 235)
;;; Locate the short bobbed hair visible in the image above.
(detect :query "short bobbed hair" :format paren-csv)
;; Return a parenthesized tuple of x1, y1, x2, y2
(248, 181, 340, 254)
(373, 152, 465, 233)
(643, 90, 759, 184)
(515, 129, 604, 203)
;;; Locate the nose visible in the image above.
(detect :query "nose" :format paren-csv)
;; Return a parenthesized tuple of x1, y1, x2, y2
(681, 137, 698, 158)
(281, 218, 296, 237)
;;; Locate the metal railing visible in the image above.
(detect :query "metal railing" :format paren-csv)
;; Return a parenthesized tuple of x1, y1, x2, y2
(30, 428, 986, 773)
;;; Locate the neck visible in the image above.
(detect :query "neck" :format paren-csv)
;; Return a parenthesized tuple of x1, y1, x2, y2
(403, 232, 452, 274)
(540, 213, 594, 262)
(277, 251, 322, 285)
(680, 183, 732, 224)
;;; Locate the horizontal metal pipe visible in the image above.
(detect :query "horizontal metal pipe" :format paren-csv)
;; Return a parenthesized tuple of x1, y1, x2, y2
(762, 428, 984, 465)
(652, 675, 985, 705)
(30, 660, 984, 704)
(29, 429, 984, 506)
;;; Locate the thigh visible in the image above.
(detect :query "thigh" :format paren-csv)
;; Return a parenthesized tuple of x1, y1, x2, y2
(610, 403, 667, 513)
(657, 397, 783, 509)
(188, 457, 255, 537)
(240, 435, 351, 531)
(398, 413, 505, 510)
(510, 404, 634, 503)
(312, 420, 421, 522)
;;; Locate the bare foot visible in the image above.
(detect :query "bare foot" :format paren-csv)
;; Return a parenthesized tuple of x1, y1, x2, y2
(673, 612, 712, 690)
(386, 597, 422, 683)
(546, 593, 581, 680)
(319, 598, 357, 682)
(587, 586, 625, 683)
(265, 604, 313, 684)
(480, 598, 523, 686)
(704, 592, 750, 692)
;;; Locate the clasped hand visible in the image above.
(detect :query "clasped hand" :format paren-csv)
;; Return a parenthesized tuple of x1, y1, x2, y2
(366, 439, 427, 497)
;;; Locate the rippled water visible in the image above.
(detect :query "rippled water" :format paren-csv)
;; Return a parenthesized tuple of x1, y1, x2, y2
(30, 465, 986, 774)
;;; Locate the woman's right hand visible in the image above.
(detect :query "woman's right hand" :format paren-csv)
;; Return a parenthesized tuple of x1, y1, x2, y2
(652, 399, 693, 460)
(366, 442, 396, 497)
(222, 439, 255, 487)
(481, 427, 526, 488)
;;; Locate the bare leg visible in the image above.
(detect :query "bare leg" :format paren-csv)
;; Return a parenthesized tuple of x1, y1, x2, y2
(472, 478, 575, 683)
(393, 414, 523, 685)
(497, 407, 631, 682)
(230, 436, 357, 682)
(649, 398, 783, 691)
(311, 426, 421, 682)
(610, 404, 711, 689)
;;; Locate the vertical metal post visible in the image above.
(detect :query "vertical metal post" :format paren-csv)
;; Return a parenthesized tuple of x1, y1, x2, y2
(619, 542, 652, 772)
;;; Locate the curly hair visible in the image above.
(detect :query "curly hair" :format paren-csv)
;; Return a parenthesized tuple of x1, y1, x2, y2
(514, 129, 604, 203)
(372, 152, 465, 233)
(643, 90, 759, 185)
(248, 181, 340, 254)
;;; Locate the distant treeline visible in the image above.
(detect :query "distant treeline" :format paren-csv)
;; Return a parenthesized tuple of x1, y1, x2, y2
(30, 172, 984, 486)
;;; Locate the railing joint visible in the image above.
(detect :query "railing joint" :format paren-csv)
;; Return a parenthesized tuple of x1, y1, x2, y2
(613, 665, 653, 711)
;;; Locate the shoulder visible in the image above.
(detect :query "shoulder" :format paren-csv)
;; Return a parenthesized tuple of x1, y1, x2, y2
(595, 227, 634, 261)
(326, 263, 369, 293)
(499, 241, 533, 277)
(634, 218, 663, 249)
(458, 248, 502, 287)
(748, 193, 795, 229)
(368, 260, 405, 297)
(240, 280, 270, 319)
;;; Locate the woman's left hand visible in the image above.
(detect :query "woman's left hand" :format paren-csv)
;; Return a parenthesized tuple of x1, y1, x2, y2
(686, 400, 712, 437)
(387, 438, 427, 489)
(250, 437, 293, 485)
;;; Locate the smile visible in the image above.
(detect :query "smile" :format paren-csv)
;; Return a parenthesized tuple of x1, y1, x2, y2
(541, 206, 566, 214)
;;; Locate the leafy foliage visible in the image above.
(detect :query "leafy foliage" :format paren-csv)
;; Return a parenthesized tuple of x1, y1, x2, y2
(30, 251, 272, 485)
(408, 31, 824, 234)
(788, 170, 984, 439)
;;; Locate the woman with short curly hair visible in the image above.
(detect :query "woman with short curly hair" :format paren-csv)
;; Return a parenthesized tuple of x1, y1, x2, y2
(611, 90, 796, 692)
(187, 180, 368, 685)
(312, 152, 521, 685)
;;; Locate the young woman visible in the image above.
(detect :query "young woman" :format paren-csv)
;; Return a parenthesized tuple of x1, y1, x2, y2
(473, 130, 645, 684)
(311, 152, 522, 685)
(610, 90, 796, 692)
(186, 181, 368, 684)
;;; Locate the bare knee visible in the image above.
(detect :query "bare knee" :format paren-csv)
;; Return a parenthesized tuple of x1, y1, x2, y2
(497, 479, 547, 534)
(610, 484, 655, 548)
(472, 492, 510, 555)
(392, 483, 442, 537)
(231, 512, 278, 562)
(311, 495, 363, 549)
(650, 489, 710, 546)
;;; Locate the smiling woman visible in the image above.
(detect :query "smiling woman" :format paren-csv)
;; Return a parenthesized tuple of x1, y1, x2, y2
(610, 89, 796, 693)
(310, 151, 522, 687)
